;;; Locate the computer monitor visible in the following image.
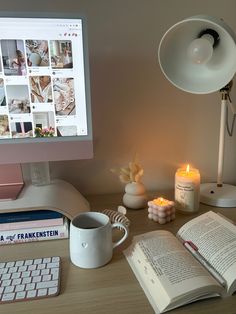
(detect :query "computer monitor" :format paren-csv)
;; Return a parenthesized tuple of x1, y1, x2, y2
(0, 14, 93, 164)
(0, 13, 93, 201)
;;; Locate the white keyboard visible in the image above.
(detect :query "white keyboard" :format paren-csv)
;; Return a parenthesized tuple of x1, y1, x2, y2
(0, 256, 61, 304)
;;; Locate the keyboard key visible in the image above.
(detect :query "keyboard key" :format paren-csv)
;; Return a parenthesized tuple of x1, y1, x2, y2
(2, 292, 15, 302)
(42, 275, 51, 282)
(0, 287, 4, 294)
(47, 262, 59, 269)
(50, 268, 59, 275)
(37, 288, 47, 297)
(41, 269, 50, 275)
(21, 271, 30, 278)
(1, 280, 11, 287)
(48, 287, 58, 295)
(25, 283, 35, 291)
(32, 276, 42, 283)
(22, 277, 32, 285)
(28, 264, 37, 271)
(31, 270, 40, 277)
(15, 284, 25, 292)
(24, 260, 33, 266)
(1, 274, 11, 280)
(52, 257, 60, 263)
(6, 262, 15, 268)
(27, 290, 37, 298)
(16, 291, 26, 299)
(11, 272, 21, 279)
(34, 259, 42, 265)
(4, 286, 14, 293)
(0, 263, 5, 269)
(36, 280, 58, 290)
(37, 263, 46, 270)
(0, 268, 8, 275)
(18, 266, 27, 272)
(15, 261, 24, 267)
(43, 257, 51, 263)
(8, 267, 18, 274)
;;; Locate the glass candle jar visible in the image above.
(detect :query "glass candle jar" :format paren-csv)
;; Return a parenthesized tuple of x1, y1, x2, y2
(175, 165, 200, 213)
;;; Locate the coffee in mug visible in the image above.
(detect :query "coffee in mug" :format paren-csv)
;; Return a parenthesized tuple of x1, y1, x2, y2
(69, 212, 129, 268)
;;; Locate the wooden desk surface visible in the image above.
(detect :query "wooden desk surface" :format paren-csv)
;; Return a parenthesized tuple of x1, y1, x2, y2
(1, 193, 236, 314)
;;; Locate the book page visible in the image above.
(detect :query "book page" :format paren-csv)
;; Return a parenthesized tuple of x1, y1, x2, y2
(124, 230, 221, 313)
(177, 211, 236, 294)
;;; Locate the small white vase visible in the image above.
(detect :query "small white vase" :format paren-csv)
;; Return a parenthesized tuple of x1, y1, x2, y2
(123, 182, 147, 209)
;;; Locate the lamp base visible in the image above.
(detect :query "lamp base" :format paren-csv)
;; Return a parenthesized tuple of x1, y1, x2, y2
(200, 183, 236, 207)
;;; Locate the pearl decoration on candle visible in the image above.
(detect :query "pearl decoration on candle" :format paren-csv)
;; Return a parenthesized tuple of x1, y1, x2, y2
(147, 197, 175, 224)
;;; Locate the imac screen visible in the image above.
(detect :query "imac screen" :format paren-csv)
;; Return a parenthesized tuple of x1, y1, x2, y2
(0, 17, 90, 140)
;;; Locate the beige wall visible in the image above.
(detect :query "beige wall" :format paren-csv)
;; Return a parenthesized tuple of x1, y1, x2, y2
(5, 0, 236, 195)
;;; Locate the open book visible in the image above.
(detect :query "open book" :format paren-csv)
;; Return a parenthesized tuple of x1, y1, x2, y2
(124, 211, 236, 313)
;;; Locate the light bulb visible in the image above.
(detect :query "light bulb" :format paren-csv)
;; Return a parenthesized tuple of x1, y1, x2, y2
(187, 37, 213, 64)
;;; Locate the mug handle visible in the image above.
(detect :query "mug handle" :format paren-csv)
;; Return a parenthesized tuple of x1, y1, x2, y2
(112, 223, 129, 248)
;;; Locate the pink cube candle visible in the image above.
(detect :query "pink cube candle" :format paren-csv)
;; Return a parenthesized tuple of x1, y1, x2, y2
(148, 197, 175, 224)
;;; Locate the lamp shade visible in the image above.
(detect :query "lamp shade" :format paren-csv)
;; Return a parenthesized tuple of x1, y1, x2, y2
(158, 15, 236, 94)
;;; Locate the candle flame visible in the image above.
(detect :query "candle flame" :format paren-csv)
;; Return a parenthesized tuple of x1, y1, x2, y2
(153, 197, 166, 205)
(186, 164, 190, 173)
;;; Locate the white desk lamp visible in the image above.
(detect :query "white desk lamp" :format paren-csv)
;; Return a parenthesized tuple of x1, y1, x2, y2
(158, 15, 236, 207)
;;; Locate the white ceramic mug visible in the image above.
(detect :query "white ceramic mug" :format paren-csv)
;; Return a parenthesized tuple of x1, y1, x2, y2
(69, 212, 129, 268)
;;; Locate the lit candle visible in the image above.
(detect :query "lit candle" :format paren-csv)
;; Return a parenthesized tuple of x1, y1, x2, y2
(175, 164, 200, 213)
(147, 197, 175, 224)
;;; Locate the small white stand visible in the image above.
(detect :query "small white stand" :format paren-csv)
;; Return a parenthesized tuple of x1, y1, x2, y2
(201, 183, 236, 207)
(0, 179, 90, 219)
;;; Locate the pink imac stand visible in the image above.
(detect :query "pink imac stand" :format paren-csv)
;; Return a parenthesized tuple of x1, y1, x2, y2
(0, 162, 90, 219)
(0, 164, 24, 201)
